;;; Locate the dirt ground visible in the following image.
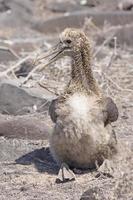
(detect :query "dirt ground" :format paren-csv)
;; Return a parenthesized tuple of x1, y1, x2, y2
(0, 0, 133, 199)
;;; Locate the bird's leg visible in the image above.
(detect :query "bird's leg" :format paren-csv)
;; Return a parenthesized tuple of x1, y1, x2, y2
(95, 159, 114, 178)
(56, 163, 76, 183)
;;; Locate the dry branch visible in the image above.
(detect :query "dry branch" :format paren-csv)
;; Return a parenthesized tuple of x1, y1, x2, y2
(92, 33, 116, 59)
(20, 57, 56, 86)
(0, 49, 41, 78)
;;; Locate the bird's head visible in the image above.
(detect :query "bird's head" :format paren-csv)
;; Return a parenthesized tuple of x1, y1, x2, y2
(58, 28, 87, 56)
(38, 28, 90, 63)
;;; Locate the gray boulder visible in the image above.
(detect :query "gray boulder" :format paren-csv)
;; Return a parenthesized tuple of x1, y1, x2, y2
(0, 113, 53, 140)
(0, 81, 55, 115)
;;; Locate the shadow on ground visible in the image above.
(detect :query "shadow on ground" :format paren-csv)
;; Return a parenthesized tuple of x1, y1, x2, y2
(15, 147, 59, 174)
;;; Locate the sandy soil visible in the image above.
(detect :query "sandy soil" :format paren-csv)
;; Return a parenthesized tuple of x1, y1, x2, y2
(0, 0, 133, 199)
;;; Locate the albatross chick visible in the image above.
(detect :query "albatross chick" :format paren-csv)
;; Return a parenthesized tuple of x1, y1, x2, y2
(43, 28, 118, 182)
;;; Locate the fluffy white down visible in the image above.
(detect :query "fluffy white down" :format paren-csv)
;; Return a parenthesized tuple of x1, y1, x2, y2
(68, 93, 95, 120)
(67, 93, 110, 143)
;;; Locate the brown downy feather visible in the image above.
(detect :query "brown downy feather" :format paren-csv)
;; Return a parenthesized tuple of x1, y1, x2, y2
(48, 28, 118, 169)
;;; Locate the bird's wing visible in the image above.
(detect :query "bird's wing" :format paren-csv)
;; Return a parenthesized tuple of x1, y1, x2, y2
(103, 97, 119, 126)
(49, 99, 58, 123)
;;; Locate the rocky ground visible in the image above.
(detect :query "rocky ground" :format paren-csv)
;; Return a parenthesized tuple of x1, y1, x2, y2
(0, 0, 133, 199)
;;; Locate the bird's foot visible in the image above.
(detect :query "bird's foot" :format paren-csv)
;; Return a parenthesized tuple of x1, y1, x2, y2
(56, 163, 76, 183)
(95, 159, 114, 178)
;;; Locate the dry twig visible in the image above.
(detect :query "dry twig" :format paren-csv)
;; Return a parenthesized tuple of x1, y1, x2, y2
(20, 57, 56, 86)
(93, 33, 115, 59)
(0, 49, 41, 78)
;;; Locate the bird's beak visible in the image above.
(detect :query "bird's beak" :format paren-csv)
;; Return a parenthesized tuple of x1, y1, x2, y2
(37, 42, 64, 64)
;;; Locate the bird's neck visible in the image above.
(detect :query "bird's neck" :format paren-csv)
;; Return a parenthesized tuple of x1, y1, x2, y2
(67, 46, 100, 96)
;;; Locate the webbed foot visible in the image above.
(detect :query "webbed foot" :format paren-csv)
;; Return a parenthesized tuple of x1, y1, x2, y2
(56, 163, 76, 183)
(96, 159, 114, 178)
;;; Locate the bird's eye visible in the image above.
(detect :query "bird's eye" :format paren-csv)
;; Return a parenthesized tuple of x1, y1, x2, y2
(65, 39, 72, 44)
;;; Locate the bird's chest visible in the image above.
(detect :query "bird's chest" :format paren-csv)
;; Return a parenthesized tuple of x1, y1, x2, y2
(53, 93, 108, 150)
(66, 93, 99, 122)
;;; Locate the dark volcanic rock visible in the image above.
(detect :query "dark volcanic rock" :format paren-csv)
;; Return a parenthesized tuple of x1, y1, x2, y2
(80, 187, 105, 200)
(118, 0, 133, 11)
(0, 82, 52, 115)
(46, 2, 89, 13)
(0, 113, 53, 139)
(0, 47, 18, 63)
(33, 11, 133, 34)
(15, 60, 34, 78)
(0, 0, 10, 12)
(80, 0, 99, 7)
(95, 23, 133, 47)
(0, 0, 35, 28)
